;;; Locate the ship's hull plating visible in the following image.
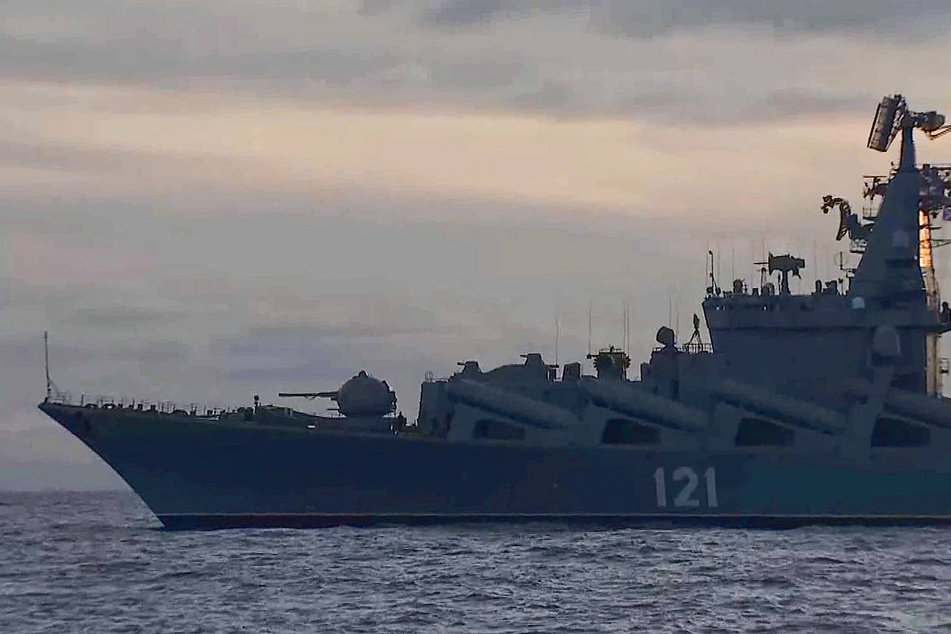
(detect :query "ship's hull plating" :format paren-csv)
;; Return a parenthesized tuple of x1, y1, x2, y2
(41, 404, 951, 529)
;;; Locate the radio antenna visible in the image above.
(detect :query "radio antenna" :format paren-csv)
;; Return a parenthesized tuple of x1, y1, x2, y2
(43, 331, 62, 402)
(625, 301, 631, 354)
(45, 331, 50, 401)
(587, 300, 592, 357)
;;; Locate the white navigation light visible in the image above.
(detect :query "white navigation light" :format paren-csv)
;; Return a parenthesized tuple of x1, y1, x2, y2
(867, 95, 902, 152)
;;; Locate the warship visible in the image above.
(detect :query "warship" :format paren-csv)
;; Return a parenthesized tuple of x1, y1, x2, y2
(39, 94, 951, 528)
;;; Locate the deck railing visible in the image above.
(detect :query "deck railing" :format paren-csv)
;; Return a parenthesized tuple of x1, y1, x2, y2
(45, 391, 337, 419)
(46, 392, 245, 418)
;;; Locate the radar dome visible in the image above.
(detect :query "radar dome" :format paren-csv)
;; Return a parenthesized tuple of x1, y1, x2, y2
(656, 326, 676, 348)
(335, 370, 397, 417)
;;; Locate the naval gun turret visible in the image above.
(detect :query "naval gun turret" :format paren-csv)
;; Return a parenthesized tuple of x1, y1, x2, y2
(279, 370, 397, 417)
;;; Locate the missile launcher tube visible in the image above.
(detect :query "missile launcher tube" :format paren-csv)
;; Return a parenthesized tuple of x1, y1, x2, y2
(579, 378, 708, 432)
(447, 379, 576, 430)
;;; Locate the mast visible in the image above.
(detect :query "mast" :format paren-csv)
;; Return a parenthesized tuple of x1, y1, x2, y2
(851, 95, 949, 301)
(587, 300, 592, 357)
(859, 95, 951, 394)
(44, 331, 51, 402)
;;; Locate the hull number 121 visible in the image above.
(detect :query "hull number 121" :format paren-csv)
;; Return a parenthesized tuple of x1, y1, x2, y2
(653, 466, 718, 508)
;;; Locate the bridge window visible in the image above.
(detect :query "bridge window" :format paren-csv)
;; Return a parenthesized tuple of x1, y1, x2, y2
(473, 419, 525, 441)
(871, 416, 930, 447)
(734, 417, 794, 447)
(601, 419, 660, 445)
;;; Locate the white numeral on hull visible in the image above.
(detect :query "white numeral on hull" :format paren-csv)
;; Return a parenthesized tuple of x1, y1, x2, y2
(653, 467, 718, 508)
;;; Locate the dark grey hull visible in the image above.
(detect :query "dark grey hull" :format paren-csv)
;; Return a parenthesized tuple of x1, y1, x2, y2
(40, 403, 951, 529)
(156, 513, 951, 530)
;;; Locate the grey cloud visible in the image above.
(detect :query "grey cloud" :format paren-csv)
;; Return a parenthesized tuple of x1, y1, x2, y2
(754, 90, 870, 121)
(0, 33, 403, 90)
(417, 0, 951, 38)
(598, 0, 951, 38)
(0, 139, 128, 175)
(495, 74, 877, 124)
(3, 0, 948, 126)
(0, 329, 205, 419)
(504, 79, 577, 115)
(359, 0, 401, 16)
(210, 299, 446, 345)
(209, 327, 412, 385)
(421, 0, 507, 27)
(607, 88, 870, 125)
(426, 57, 526, 91)
(0, 337, 189, 373)
(65, 304, 185, 331)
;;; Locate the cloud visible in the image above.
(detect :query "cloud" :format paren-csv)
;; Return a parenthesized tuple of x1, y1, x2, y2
(0, 139, 128, 175)
(421, 0, 508, 26)
(9, 80, 925, 225)
(359, 0, 401, 17)
(3, 1, 950, 126)
(418, 0, 951, 39)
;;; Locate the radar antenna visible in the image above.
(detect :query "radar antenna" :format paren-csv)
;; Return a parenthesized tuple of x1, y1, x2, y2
(867, 94, 951, 153)
(820, 195, 871, 242)
(684, 313, 705, 351)
(863, 176, 887, 199)
(766, 253, 805, 296)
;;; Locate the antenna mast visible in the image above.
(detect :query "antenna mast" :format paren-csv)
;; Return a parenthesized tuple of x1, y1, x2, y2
(45, 331, 51, 401)
(625, 302, 631, 354)
(622, 302, 630, 354)
(587, 300, 592, 357)
(43, 331, 63, 403)
(706, 250, 720, 296)
(675, 295, 680, 340)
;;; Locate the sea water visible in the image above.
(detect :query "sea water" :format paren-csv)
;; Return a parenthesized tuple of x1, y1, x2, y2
(1, 491, 950, 633)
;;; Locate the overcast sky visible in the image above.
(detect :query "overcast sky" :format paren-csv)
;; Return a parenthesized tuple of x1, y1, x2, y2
(3, 0, 951, 490)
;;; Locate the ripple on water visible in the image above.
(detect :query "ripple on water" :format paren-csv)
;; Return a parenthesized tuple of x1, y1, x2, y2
(1, 492, 951, 633)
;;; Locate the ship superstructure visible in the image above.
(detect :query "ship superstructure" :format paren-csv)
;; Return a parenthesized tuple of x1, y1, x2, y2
(38, 94, 951, 528)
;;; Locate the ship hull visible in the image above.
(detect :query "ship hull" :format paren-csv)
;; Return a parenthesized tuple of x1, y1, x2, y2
(156, 514, 951, 530)
(40, 403, 951, 529)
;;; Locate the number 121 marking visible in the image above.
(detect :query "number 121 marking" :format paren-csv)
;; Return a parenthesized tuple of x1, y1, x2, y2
(653, 466, 718, 508)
